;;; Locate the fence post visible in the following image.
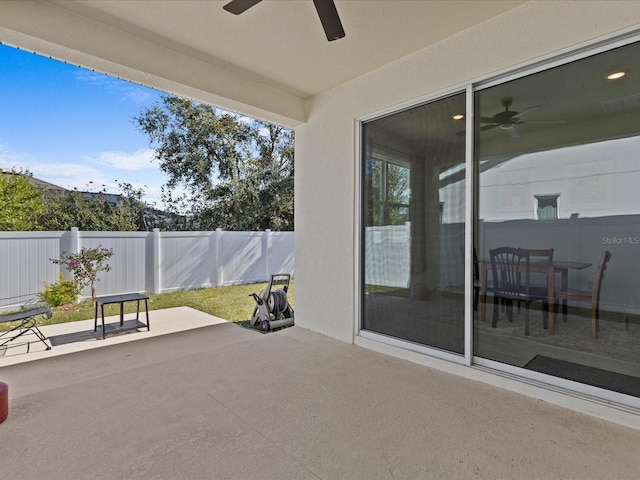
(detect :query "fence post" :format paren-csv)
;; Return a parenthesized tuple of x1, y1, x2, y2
(70, 227, 80, 254)
(215, 228, 222, 286)
(148, 228, 161, 294)
(263, 229, 271, 280)
(59, 227, 80, 281)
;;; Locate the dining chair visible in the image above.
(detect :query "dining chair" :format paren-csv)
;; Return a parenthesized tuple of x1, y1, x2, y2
(554, 250, 611, 338)
(518, 247, 554, 318)
(489, 247, 550, 334)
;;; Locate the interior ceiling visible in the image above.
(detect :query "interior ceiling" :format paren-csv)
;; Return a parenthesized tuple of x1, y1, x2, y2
(366, 39, 640, 165)
(46, 0, 526, 99)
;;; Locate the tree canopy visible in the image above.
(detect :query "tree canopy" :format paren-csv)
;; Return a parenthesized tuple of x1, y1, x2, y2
(0, 170, 156, 231)
(135, 96, 294, 231)
(0, 169, 45, 230)
(36, 182, 153, 231)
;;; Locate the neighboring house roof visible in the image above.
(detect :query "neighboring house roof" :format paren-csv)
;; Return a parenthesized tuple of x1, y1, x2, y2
(26, 176, 69, 196)
(1, 171, 68, 198)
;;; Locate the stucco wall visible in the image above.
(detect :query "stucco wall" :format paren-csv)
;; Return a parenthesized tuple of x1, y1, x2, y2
(294, 1, 640, 342)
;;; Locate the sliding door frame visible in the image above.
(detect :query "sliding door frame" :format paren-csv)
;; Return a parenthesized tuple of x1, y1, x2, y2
(355, 28, 640, 409)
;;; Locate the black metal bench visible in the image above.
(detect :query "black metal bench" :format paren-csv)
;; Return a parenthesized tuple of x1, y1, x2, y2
(0, 303, 52, 354)
(94, 293, 150, 340)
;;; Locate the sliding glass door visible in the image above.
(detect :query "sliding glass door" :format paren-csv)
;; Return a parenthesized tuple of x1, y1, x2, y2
(361, 93, 466, 354)
(360, 37, 640, 401)
(474, 40, 640, 397)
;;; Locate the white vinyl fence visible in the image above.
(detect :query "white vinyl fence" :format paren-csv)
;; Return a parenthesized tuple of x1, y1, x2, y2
(365, 216, 640, 313)
(0, 228, 294, 309)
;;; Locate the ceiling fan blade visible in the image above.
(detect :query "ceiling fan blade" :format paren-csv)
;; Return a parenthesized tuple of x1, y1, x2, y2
(512, 105, 541, 120)
(480, 116, 497, 123)
(504, 125, 520, 138)
(480, 124, 499, 132)
(312, 0, 345, 41)
(223, 0, 263, 15)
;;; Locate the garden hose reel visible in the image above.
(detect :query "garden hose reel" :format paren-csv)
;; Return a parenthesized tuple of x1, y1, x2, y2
(249, 274, 294, 332)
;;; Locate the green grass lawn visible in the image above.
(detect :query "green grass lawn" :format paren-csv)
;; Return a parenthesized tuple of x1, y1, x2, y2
(1, 281, 294, 330)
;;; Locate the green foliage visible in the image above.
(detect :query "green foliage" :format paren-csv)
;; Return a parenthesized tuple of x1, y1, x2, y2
(135, 96, 294, 231)
(38, 272, 80, 307)
(0, 167, 160, 232)
(0, 169, 45, 230)
(51, 246, 114, 298)
(365, 159, 411, 226)
(36, 182, 155, 231)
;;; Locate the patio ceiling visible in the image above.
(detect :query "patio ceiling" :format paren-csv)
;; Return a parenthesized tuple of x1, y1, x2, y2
(0, 0, 526, 126)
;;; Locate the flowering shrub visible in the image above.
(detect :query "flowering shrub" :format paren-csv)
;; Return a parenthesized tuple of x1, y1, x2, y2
(38, 272, 81, 307)
(51, 246, 114, 299)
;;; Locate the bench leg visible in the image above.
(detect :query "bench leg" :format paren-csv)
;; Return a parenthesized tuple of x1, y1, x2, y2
(145, 299, 150, 331)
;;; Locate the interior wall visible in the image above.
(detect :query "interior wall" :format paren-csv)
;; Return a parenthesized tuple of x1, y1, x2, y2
(294, 1, 640, 342)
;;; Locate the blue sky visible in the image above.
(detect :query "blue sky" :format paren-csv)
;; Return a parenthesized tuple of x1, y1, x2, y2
(0, 44, 170, 205)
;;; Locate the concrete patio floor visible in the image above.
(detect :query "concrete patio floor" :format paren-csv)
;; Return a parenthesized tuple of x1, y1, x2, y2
(2, 309, 640, 479)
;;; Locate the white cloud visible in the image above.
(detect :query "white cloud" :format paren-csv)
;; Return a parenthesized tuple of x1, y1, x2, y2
(1, 153, 107, 191)
(72, 70, 158, 104)
(121, 85, 156, 103)
(90, 148, 156, 171)
(0, 142, 169, 205)
(0, 145, 46, 175)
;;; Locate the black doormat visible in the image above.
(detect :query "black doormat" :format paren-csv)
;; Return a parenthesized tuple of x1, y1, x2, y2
(524, 355, 640, 398)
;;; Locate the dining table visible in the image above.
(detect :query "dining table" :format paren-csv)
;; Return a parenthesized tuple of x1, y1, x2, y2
(479, 258, 592, 334)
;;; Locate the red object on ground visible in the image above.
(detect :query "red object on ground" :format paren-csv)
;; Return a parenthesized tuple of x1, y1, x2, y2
(0, 382, 8, 423)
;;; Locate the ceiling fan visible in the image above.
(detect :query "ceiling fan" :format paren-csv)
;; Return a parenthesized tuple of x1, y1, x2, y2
(223, 0, 345, 41)
(480, 98, 566, 138)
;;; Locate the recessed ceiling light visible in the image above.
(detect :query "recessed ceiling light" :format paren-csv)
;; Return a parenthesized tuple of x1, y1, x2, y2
(606, 71, 626, 80)
(452, 114, 464, 120)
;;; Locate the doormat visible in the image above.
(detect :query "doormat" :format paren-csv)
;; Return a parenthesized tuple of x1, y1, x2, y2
(524, 355, 640, 398)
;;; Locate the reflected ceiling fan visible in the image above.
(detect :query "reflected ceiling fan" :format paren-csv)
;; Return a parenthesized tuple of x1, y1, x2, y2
(223, 0, 345, 41)
(480, 97, 566, 138)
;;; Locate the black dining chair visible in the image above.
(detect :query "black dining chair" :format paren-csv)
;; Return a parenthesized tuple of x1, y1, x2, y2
(517, 247, 554, 319)
(490, 247, 551, 334)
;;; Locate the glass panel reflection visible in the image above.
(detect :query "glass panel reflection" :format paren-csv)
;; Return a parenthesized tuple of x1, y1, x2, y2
(362, 93, 466, 354)
(475, 41, 640, 397)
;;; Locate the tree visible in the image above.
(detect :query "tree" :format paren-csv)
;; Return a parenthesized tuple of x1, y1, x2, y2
(134, 96, 294, 231)
(0, 169, 45, 230)
(36, 182, 155, 231)
(51, 245, 114, 299)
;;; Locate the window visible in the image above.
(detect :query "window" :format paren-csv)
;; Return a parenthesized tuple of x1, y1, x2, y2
(366, 158, 411, 226)
(536, 194, 559, 220)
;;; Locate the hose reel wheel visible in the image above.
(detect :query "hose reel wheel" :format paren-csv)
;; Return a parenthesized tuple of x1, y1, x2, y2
(261, 288, 289, 315)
